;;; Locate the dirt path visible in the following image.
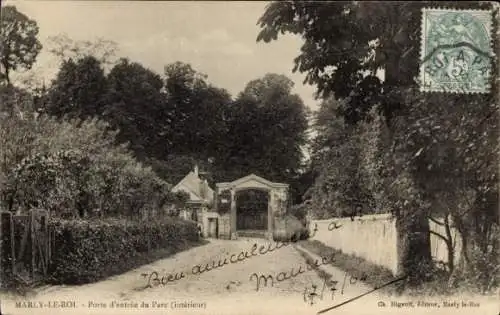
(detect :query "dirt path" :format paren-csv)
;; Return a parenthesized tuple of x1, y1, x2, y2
(0, 239, 334, 315)
(1, 239, 497, 315)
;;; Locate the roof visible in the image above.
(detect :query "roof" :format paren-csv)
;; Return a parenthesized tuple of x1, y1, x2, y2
(216, 173, 289, 190)
(171, 171, 214, 204)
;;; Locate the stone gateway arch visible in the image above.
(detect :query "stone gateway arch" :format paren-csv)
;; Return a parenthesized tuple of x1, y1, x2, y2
(215, 174, 289, 240)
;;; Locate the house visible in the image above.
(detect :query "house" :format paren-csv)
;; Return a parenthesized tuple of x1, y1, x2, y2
(170, 165, 215, 233)
(171, 169, 290, 240)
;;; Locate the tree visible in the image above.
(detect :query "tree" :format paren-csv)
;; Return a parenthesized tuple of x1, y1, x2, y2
(290, 167, 317, 205)
(44, 56, 107, 119)
(0, 102, 178, 219)
(397, 90, 499, 291)
(257, 1, 491, 124)
(257, 1, 497, 285)
(0, 6, 42, 85)
(163, 61, 232, 162)
(305, 97, 376, 219)
(222, 74, 309, 184)
(103, 58, 165, 159)
(0, 85, 40, 203)
(0, 84, 37, 119)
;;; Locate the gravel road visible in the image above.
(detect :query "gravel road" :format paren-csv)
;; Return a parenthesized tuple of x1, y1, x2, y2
(1, 238, 497, 315)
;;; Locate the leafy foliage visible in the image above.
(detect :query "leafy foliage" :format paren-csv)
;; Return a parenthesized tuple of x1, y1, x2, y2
(0, 6, 42, 84)
(44, 56, 108, 119)
(258, 0, 499, 288)
(163, 61, 232, 162)
(257, 1, 493, 124)
(48, 217, 200, 284)
(395, 89, 499, 290)
(305, 98, 378, 219)
(288, 203, 308, 223)
(34, 44, 310, 189)
(103, 58, 165, 158)
(222, 74, 309, 183)
(273, 214, 308, 242)
(0, 91, 186, 218)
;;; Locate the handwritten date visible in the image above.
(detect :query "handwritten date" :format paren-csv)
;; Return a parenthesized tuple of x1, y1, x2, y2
(303, 271, 368, 305)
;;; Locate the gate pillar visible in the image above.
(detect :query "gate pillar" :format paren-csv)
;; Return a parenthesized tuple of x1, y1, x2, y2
(230, 189, 237, 239)
(267, 191, 273, 240)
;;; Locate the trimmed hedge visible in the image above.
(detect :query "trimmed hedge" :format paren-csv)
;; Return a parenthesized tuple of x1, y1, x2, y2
(47, 217, 200, 284)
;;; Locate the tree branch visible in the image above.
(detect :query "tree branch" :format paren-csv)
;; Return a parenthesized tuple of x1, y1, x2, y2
(430, 230, 449, 243)
(429, 216, 445, 226)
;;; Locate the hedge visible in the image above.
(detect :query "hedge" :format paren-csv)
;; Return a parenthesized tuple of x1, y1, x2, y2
(47, 216, 200, 284)
(273, 214, 309, 242)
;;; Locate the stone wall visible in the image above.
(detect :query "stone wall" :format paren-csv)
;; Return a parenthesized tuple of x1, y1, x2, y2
(198, 211, 231, 239)
(310, 213, 461, 275)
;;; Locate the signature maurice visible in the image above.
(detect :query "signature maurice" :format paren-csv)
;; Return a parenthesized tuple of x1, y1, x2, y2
(248, 257, 370, 303)
(249, 253, 337, 291)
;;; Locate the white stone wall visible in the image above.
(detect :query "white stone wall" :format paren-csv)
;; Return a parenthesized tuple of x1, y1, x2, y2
(310, 213, 462, 275)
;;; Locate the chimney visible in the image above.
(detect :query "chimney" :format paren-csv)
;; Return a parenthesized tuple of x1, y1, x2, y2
(194, 164, 199, 176)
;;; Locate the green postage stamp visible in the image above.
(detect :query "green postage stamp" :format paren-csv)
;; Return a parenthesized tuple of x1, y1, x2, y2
(419, 8, 494, 93)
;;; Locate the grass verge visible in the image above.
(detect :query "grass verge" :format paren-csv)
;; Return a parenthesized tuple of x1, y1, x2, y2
(298, 240, 400, 296)
(298, 240, 499, 297)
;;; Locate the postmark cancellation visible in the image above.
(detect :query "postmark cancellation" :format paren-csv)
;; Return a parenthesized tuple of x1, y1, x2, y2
(419, 8, 494, 94)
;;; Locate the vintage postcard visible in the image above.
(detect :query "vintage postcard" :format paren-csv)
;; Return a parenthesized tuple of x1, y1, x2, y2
(0, 1, 498, 315)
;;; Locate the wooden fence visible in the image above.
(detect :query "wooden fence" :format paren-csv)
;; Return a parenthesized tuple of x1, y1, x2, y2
(0, 209, 52, 286)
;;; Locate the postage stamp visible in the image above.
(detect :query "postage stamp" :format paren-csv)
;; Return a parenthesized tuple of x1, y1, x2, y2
(419, 8, 494, 93)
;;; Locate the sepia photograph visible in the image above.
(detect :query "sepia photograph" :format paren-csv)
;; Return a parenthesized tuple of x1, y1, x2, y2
(0, 1, 498, 315)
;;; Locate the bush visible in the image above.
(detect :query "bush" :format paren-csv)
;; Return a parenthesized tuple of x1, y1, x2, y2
(0, 108, 185, 218)
(47, 216, 200, 284)
(273, 214, 308, 242)
(288, 204, 308, 223)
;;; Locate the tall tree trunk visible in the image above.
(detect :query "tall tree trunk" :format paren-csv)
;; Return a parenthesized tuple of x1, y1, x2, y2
(384, 48, 433, 286)
(443, 214, 455, 274)
(1, 60, 11, 86)
(395, 207, 433, 285)
(386, 64, 432, 285)
(385, 123, 433, 287)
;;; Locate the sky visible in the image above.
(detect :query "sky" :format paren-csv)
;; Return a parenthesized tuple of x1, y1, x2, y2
(5, 1, 322, 110)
